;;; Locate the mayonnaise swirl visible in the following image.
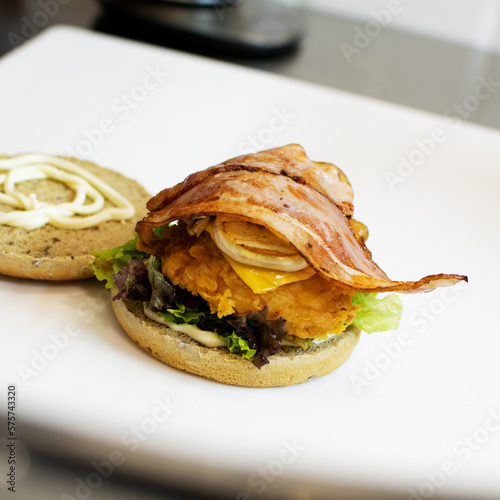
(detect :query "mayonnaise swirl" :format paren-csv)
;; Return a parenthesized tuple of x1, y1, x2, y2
(0, 154, 135, 230)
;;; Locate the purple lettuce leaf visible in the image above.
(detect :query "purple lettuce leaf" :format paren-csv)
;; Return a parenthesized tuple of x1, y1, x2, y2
(113, 256, 176, 312)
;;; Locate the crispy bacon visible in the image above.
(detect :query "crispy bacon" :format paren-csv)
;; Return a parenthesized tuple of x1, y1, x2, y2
(146, 144, 355, 216)
(137, 145, 467, 293)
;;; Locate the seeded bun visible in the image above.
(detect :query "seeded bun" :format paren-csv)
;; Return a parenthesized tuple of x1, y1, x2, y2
(0, 155, 150, 281)
(111, 293, 361, 387)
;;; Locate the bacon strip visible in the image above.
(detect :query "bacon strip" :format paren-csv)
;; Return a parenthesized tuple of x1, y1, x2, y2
(147, 144, 355, 216)
(137, 146, 467, 293)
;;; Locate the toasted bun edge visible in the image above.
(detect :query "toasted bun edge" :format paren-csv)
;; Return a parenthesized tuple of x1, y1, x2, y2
(111, 292, 361, 388)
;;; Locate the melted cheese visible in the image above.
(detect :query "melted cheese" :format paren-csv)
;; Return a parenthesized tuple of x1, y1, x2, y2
(204, 219, 315, 294)
(224, 254, 316, 294)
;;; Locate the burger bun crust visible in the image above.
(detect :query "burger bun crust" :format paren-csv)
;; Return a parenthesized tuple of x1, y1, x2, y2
(111, 292, 361, 388)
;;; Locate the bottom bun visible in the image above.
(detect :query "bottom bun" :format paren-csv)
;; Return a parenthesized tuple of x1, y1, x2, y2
(111, 293, 361, 388)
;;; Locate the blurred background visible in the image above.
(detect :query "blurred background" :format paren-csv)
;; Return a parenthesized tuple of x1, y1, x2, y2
(1, 0, 500, 129)
(1, 1, 500, 499)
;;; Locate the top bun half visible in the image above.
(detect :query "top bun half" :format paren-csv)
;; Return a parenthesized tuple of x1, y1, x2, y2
(0, 155, 150, 281)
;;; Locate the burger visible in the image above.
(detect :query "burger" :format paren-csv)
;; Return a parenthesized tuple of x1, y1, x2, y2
(93, 144, 467, 387)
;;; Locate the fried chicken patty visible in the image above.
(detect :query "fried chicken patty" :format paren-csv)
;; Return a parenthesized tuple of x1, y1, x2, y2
(149, 223, 359, 339)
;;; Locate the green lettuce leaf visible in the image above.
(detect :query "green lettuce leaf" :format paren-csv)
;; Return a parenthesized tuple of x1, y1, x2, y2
(92, 234, 146, 266)
(156, 303, 206, 325)
(91, 235, 147, 288)
(156, 305, 257, 359)
(92, 264, 116, 289)
(352, 292, 403, 333)
(215, 331, 257, 360)
(91, 263, 116, 289)
(153, 224, 171, 239)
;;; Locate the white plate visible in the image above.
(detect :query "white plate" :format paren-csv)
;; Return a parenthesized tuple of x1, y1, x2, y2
(1, 26, 499, 499)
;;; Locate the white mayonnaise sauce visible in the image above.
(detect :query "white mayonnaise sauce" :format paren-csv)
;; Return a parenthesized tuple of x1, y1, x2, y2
(0, 153, 135, 230)
(143, 304, 312, 349)
(143, 305, 226, 348)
